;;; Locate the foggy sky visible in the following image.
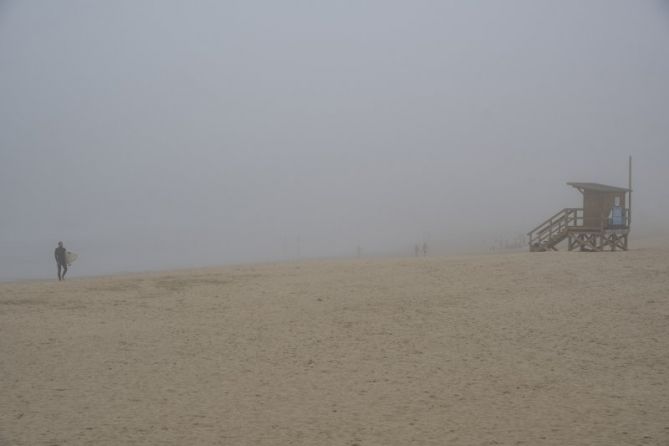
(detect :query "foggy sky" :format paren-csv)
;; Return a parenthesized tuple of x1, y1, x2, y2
(1, 1, 669, 280)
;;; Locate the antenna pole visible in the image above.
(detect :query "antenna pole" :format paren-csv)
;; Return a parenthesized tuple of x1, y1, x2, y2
(628, 155, 632, 227)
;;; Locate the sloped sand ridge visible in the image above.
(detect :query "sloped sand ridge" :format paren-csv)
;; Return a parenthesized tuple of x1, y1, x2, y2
(1, 249, 668, 445)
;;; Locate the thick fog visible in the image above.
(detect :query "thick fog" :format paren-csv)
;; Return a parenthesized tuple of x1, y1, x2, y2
(1, 1, 668, 280)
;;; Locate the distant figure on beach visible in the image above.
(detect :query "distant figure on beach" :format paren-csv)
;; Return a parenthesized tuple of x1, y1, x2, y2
(422, 242, 428, 257)
(54, 241, 67, 281)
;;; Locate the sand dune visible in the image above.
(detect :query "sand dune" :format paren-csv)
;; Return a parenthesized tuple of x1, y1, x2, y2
(1, 248, 668, 445)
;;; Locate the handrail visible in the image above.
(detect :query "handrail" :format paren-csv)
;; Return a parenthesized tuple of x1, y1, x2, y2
(528, 208, 584, 247)
(606, 208, 631, 229)
(529, 207, 629, 251)
(527, 208, 570, 235)
(535, 213, 569, 236)
(528, 208, 583, 235)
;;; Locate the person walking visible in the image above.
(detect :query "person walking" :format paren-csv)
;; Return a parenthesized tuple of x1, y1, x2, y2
(54, 241, 67, 281)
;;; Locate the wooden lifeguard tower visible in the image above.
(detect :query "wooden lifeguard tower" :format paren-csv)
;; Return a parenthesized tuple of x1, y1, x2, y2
(528, 159, 632, 252)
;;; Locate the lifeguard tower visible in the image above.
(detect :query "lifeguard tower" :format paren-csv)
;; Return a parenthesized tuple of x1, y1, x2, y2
(528, 160, 632, 252)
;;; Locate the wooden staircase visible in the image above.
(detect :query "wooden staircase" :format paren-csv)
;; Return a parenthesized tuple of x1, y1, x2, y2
(528, 208, 582, 252)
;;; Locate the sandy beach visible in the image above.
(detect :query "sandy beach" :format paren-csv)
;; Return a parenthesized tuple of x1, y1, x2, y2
(1, 248, 668, 446)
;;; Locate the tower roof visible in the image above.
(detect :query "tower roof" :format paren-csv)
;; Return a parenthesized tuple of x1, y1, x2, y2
(567, 182, 630, 193)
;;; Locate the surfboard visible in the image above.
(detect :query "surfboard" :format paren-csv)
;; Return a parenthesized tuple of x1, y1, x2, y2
(65, 251, 78, 266)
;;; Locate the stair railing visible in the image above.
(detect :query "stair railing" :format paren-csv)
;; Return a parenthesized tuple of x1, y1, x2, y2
(528, 208, 583, 249)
